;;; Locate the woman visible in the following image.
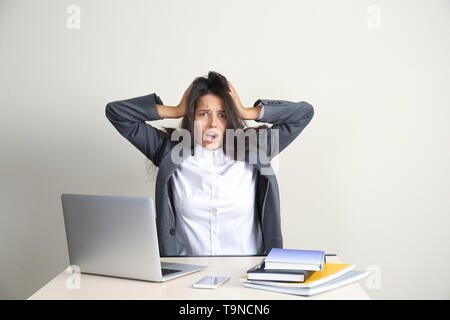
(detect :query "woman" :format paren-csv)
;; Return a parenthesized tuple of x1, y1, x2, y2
(105, 71, 314, 256)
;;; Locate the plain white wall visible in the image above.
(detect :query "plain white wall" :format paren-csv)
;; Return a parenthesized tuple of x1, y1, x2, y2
(1, 0, 449, 299)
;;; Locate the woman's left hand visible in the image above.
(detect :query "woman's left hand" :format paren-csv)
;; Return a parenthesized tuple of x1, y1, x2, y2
(227, 81, 261, 120)
(227, 81, 245, 112)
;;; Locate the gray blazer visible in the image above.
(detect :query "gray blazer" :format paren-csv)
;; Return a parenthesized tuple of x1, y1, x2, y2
(105, 93, 314, 256)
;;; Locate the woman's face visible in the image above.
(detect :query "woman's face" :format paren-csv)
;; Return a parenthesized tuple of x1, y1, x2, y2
(194, 93, 227, 150)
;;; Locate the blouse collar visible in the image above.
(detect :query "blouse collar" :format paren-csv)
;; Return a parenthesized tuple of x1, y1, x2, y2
(193, 142, 231, 164)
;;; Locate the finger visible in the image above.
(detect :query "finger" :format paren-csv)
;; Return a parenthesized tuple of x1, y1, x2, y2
(187, 83, 194, 95)
(227, 81, 233, 92)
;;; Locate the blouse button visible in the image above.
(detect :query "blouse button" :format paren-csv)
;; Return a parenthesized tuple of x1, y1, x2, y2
(169, 228, 176, 236)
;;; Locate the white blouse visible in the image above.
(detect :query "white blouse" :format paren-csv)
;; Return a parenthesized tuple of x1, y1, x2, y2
(170, 142, 264, 256)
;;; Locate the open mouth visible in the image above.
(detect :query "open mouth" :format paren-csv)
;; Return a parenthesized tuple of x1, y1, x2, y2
(204, 132, 219, 143)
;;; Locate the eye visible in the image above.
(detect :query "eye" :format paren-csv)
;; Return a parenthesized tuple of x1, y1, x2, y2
(199, 112, 207, 116)
(220, 113, 226, 118)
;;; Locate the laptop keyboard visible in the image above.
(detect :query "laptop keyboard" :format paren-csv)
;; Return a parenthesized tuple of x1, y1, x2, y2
(161, 268, 182, 276)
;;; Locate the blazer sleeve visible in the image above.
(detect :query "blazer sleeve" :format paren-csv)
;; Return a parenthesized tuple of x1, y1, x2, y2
(105, 93, 170, 167)
(253, 99, 314, 160)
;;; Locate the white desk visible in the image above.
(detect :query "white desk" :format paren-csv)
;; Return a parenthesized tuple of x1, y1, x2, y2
(28, 256, 370, 300)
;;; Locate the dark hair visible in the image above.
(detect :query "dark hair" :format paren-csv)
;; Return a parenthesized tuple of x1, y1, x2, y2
(161, 71, 269, 162)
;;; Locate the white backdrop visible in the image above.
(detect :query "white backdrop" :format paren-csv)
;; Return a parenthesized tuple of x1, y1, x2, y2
(1, 0, 449, 299)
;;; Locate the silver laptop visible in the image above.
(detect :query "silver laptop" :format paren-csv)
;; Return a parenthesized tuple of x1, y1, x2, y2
(61, 193, 207, 282)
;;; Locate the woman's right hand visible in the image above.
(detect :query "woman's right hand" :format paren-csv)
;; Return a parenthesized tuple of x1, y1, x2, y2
(176, 82, 193, 117)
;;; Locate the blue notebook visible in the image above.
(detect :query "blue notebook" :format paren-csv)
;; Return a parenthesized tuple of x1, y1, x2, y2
(265, 248, 325, 271)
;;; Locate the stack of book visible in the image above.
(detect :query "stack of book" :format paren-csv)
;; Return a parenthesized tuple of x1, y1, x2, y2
(241, 248, 368, 296)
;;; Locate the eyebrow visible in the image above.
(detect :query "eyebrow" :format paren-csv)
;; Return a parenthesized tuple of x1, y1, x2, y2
(198, 108, 225, 112)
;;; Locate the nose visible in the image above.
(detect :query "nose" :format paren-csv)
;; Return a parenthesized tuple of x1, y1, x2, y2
(209, 114, 218, 127)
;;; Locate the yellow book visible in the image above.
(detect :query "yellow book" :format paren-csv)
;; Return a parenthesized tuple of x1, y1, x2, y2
(240, 263, 355, 288)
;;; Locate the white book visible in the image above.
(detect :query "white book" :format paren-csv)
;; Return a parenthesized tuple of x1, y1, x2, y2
(243, 270, 369, 297)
